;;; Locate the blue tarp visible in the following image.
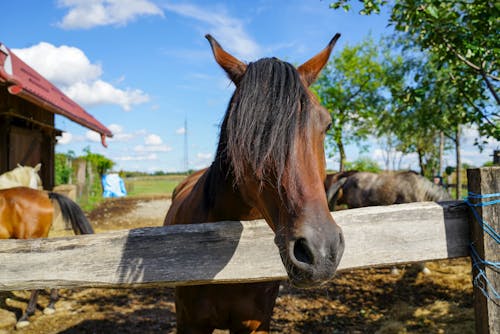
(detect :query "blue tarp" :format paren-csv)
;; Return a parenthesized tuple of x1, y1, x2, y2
(102, 173, 127, 198)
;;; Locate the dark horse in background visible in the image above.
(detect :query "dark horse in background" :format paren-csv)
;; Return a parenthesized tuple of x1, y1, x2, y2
(325, 170, 451, 275)
(325, 170, 451, 211)
(0, 186, 94, 328)
(164, 34, 345, 333)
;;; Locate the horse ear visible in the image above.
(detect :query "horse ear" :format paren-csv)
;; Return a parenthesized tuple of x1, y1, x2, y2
(298, 33, 340, 87)
(205, 34, 247, 85)
(34, 163, 41, 172)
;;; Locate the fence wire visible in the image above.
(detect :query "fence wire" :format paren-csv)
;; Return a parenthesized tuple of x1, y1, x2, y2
(465, 192, 500, 302)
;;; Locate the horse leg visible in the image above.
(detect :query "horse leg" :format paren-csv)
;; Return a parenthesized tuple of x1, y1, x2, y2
(175, 282, 279, 334)
(176, 325, 214, 334)
(43, 288, 59, 314)
(16, 290, 40, 328)
(175, 304, 215, 334)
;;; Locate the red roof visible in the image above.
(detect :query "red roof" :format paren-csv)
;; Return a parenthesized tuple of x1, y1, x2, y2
(0, 42, 112, 147)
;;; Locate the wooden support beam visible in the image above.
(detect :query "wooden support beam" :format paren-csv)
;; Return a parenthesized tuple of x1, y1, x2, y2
(0, 201, 469, 291)
(467, 167, 500, 334)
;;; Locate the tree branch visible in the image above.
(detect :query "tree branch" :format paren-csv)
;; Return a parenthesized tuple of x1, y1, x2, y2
(443, 42, 500, 105)
(449, 72, 498, 126)
(344, 77, 371, 104)
(480, 70, 500, 105)
(445, 42, 500, 82)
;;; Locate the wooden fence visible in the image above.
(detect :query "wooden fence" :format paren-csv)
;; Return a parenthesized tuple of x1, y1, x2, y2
(0, 167, 498, 333)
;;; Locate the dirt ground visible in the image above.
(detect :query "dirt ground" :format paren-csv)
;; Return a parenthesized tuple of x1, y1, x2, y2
(1, 196, 474, 334)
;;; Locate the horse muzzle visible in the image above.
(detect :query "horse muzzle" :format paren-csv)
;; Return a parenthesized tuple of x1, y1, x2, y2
(277, 220, 345, 288)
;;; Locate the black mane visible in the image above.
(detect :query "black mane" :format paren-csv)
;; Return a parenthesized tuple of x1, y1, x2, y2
(206, 57, 312, 205)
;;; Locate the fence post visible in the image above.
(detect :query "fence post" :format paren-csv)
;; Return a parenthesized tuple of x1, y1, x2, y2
(467, 167, 499, 334)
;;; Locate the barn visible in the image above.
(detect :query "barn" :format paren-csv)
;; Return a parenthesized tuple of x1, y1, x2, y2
(0, 42, 112, 189)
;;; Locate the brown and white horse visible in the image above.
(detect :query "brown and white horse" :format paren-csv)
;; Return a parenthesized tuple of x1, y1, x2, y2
(0, 186, 94, 328)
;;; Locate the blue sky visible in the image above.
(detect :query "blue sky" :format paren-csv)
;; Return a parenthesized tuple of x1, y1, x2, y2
(1, 0, 497, 173)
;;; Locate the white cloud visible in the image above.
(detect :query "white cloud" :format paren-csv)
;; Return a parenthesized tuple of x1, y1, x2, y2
(196, 152, 212, 160)
(462, 125, 499, 147)
(176, 127, 186, 135)
(63, 80, 149, 111)
(134, 144, 172, 153)
(188, 152, 213, 170)
(13, 42, 101, 86)
(448, 125, 499, 167)
(164, 3, 260, 60)
(13, 42, 149, 111)
(86, 130, 102, 142)
(108, 124, 124, 134)
(57, 0, 164, 29)
(106, 123, 136, 141)
(370, 147, 420, 171)
(56, 132, 73, 144)
(115, 153, 158, 161)
(145, 134, 162, 145)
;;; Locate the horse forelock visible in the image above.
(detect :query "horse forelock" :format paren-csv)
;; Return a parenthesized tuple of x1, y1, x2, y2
(219, 58, 312, 198)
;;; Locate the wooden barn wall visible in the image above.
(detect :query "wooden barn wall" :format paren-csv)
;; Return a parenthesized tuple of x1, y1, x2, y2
(0, 88, 55, 189)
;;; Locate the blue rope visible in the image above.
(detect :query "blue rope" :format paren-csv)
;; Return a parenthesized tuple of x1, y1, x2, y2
(465, 192, 500, 301)
(468, 192, 500, 199)
(467, 199, 500, 207)
(464, 193, 500, 244)
(467, 192, 500, 207)
(469, 244, 500, 301)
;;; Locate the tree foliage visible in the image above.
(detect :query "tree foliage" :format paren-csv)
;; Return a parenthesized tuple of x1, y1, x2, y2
(344, 156, 381, 173)
(313, 37, 388, 171)
(55, 153, 73, 185)
(330, 0, 499, 139)
(377, 40, 471, 176)
(82, 146, 115, 177)
(55, 147, 116, 210)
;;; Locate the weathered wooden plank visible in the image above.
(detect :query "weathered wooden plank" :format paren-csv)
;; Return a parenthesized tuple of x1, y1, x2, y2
(0, 201, 469, 291)
(467, 167, 500, 334)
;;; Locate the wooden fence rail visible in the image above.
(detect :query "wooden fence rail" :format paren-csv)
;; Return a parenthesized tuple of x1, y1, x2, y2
(0, 201, 469, 291)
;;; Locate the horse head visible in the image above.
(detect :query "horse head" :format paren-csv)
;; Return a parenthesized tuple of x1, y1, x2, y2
(325, 175, 348, 211)
(206, 34, 344, 288)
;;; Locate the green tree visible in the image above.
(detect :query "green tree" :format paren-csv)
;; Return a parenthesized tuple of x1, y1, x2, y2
(54, 152, 74, 185)
(344, 156, 381, 173)
(82, 146, 115, 177)
(313, 37, 387, 171)
(377, 46, 457, 177)
(76, 147, 116, 210)
(330, 0, 499, 139)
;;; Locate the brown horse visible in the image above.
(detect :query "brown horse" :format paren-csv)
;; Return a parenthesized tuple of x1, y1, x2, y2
(325, 170, 451, 211)
(164, 34, 345, 333)
(0, 186, 94, 328)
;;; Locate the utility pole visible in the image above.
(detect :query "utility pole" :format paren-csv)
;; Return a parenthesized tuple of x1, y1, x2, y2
(184, 116, 188, 172)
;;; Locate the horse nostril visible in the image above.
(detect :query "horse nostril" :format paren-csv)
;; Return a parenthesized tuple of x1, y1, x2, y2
(293, 238, 314, 265)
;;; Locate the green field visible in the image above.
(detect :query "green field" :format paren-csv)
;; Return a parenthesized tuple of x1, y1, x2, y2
(124, 174, 187, 197)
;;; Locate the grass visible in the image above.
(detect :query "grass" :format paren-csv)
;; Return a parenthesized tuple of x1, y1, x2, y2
(76, 174, 188, 212)
(79, 193, 105, 212)
(125, 174, 187, 197)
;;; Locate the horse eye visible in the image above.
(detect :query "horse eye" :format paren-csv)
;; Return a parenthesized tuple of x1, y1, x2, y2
(325, 123, 332, 132)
